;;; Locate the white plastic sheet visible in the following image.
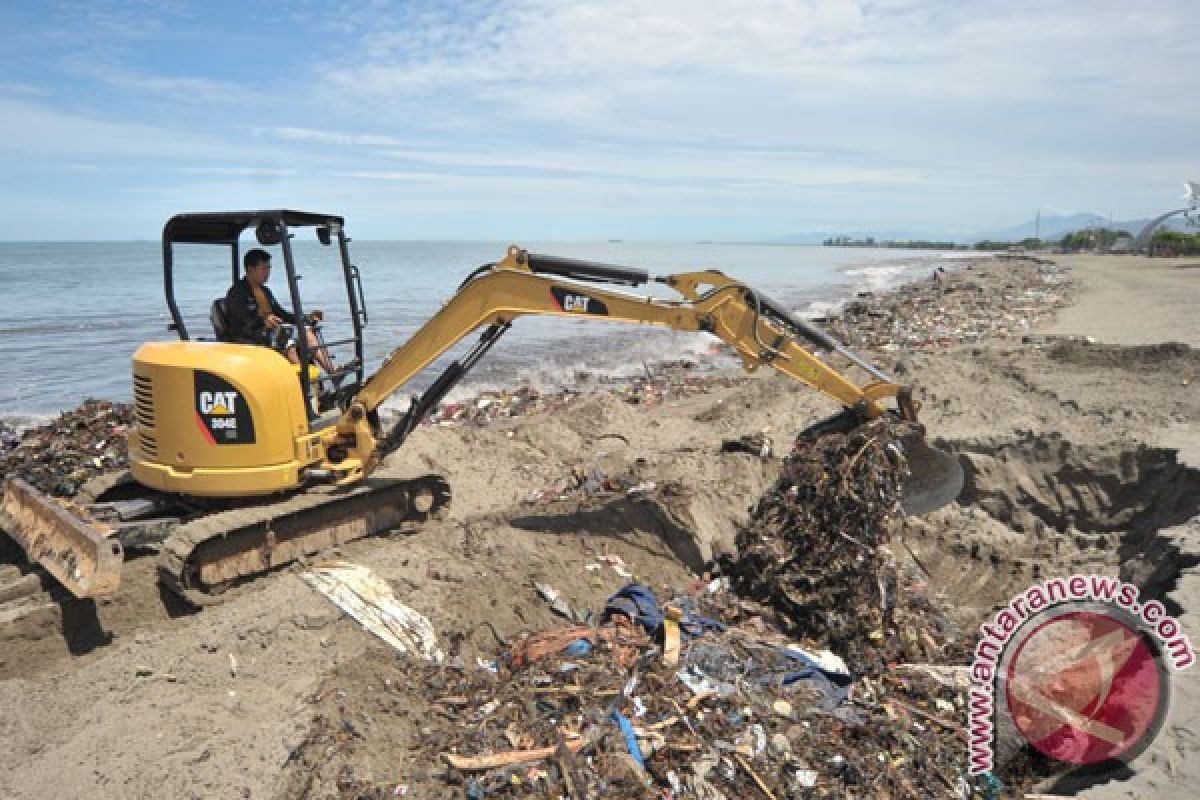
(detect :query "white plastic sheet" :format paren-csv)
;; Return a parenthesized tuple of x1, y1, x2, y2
(301, 559, 443, 662)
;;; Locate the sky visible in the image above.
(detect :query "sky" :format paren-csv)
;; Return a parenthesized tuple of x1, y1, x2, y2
(1, 0, 1197, 241)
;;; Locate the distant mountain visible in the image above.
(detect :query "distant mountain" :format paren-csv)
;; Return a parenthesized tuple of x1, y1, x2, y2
(963, 213, 1157, 243)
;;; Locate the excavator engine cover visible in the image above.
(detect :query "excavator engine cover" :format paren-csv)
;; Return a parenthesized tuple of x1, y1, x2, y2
(129, 341, 316, 497)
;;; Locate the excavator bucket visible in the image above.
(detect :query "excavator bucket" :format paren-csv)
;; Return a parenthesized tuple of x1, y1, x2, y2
(898, 434, 964, 516)
(797, 406, 963, 516)
(0, 478, 123, 599)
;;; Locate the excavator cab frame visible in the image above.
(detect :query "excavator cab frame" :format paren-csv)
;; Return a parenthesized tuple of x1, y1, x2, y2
(161, 210, 369, 418)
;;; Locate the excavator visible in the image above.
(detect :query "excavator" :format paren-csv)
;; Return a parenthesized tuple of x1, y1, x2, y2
(0, 210, 963, 605)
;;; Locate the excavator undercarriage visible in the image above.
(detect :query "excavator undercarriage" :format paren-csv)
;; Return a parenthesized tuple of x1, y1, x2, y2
(1, 471, 450, 602)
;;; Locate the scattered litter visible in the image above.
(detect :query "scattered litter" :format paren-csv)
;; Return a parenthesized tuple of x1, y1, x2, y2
(0, 399, 132, 497)
(563, 638, 593, 657)
(421, 363, 743, 431)
(300, 560, 443, 662)
(825, 257, 1075, 351)
(793, 768, 818, 789)
(533, 582, 575, 621)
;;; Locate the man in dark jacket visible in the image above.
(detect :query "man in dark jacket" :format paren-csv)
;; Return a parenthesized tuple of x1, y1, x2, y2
(225, 248, 335, 372)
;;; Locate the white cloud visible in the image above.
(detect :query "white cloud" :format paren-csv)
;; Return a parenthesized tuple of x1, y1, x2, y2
(289, 0, 1199, 227)
(315, 0, 1200, 137)
(325, 0, 867, 101)
(0, 81, 52, 97)
(3, 0, 1198, 238)
(0, 97, 224, 160)
(254, 123, 926, 194)
(85, 64, 256, 105)
(263, 126, 410, 148)
(0, 97, 288, 165)
(177, 166, 299, 177)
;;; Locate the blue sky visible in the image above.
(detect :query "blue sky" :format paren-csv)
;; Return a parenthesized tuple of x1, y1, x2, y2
(1, 0, 1197, 240)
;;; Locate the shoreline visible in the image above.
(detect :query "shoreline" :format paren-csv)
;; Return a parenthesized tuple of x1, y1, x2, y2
(0, 253, 1004, 440)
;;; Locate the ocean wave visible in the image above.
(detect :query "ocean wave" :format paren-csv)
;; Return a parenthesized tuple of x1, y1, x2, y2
(841, 263, 911, 291)
(0, 411, 55, 432)
(797, 298, 847, 320)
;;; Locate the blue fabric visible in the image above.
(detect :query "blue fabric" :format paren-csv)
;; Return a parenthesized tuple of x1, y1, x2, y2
(760, 646, 854, 709)
(612, 711, 645, 769)
(679, 613, 726, 637)
(602, 583, 726, 638)
(602, 584, 664, 634)
(564, 639, 593, 657)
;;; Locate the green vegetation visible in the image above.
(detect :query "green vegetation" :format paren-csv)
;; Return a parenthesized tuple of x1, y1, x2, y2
(824, 236, 964, 249)
(1146, 230, 1200, 256)
(973, 238, 1045, 251)
(826, 226, 1200, 255)
(974, 229, 1139, 253)
(1059, 229, 1125, 252)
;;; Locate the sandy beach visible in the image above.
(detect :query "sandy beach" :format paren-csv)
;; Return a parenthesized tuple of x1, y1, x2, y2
(0, 252, 1197, 799)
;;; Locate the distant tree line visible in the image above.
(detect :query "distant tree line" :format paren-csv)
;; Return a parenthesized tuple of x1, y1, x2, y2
(1058, 229, 1124, 252)
(1144, 230, 1200, 256)
(1054, 228, 1200, 255)
(972, 237, 1046, 251)
(824, 228, 1200, 255)
(822, 236, 965, 249)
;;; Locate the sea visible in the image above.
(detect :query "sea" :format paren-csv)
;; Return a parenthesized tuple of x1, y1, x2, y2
(0, 240, 969, 422)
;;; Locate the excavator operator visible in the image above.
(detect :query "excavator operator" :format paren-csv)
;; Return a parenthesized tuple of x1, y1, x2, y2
(224, 248, 335, 373)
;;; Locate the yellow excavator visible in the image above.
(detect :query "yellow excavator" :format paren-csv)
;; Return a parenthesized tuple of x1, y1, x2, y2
(0, 210, 962, 605)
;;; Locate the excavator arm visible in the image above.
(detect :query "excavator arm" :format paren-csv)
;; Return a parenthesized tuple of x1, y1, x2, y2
(318, 246, 954, 511)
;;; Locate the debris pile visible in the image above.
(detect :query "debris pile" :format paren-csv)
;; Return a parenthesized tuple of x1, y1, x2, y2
(522, 462, 657, 506)
(290, 580, 983, 799)
(287, 421, 995, 798)
(0, 399, 131, 496)
(425, 361, 743, 428)
(722, 417, 915, 655)
(825, 259, 1075, 351)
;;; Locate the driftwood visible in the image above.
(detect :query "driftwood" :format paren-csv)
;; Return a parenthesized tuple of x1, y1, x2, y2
(443, 737, 587, 771)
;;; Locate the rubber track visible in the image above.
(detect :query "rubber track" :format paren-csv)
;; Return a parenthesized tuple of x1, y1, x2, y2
(157, 475, 451, 607)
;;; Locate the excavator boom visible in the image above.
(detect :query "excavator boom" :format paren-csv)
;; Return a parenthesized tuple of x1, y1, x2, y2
(354, 249, 900, 418)
(315, 246, 949, 488)
(318, 245, 962, 514)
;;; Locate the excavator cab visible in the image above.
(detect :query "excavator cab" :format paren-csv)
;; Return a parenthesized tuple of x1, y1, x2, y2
(161, 210, 368, 416)
(116, 210, 378, 499)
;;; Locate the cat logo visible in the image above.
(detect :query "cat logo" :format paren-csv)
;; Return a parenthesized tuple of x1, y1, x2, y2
(194, 371, 256, 444)
(198, 390, 238, 416)
(563, 294, 590, 312)
(550, 286, 609, 316)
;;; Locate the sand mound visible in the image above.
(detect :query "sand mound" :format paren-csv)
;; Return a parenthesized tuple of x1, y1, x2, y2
(1048, 340, 1199, 372)
(957, 434, 1200, 536)
(900, 434, 1200, 627)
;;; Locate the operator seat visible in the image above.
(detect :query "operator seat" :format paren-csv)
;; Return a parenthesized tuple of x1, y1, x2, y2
(210, 298, 230, 342)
